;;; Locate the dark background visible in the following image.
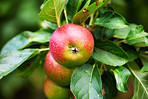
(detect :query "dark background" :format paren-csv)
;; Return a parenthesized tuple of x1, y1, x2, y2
(0, 0, 148, 99)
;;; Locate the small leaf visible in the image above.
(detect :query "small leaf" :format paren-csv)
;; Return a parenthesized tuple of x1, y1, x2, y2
(126, 24, 148, 45)
(39, 0, 65, 26)
(111, 66, 131, 92)
(92, 40, 129, 66)
(0, 49, 40, 79)
(95, 11, 128, 29)
(141, 63, 148, 72)
(1, 29, 52, 54)
(145, 36, 148, 46)
(70, 64, 103, 99)
(73, 0, 110, 24)
(127, 63, 148, 99)
(139, 51, 148, 72)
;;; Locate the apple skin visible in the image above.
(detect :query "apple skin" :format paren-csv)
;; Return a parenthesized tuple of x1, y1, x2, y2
(43, 77, 70, 99)
(44, 51, 75, 86)
(49, 24, 94, 68)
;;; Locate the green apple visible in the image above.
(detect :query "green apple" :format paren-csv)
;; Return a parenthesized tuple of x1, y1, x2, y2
(49, 24, 94, 68)
(44, 51, 75, 86)
(43, 77, 70, 99)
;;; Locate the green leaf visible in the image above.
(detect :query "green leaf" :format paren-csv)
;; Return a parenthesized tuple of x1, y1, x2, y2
(0, 49, 40, 79)
(82, 0, 92, 8)
(70, 64, 103, 99)
(145, 36, 148, 46)
(126, 24, 148, 45)
(1, 29, 52, 54)
(141, 63, 148, 72)
(94, 26, 115, 40)
(39, 0, 65, 26)
(127, 63, 148, 99)
(16, 51, 47, 77)
(113, 26, 130, 39)
(73, 0, 110, 24)
(65, 0, 69, 6)
(126, 24, 144, 39)
(41, 20, 58, 30)
(0, 73, 27, 98)
(92, 40, 129, 66)
(95, 11, 128, 29)
(122, 44, 138, 62)
(139, 51, 148, 72)
(102, 71, 117, 98)
(111, 66, 131, 92)
(67, 0, 84, 20)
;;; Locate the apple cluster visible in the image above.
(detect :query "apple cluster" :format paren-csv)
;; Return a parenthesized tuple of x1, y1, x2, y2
(43, 24, 94, 99)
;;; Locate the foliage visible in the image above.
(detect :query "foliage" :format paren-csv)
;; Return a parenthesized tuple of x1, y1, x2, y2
(0, 0, 148, 99)
(71, 64, 102, 99)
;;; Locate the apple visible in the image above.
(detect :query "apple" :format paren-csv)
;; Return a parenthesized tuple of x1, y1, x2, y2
(44, 51, 75, 86)
(43, 77, 70, 99)
(49, 24, 94, 68)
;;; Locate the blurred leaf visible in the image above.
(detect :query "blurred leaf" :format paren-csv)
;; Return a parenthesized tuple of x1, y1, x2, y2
(99, 7, 114, 16)
(127, 63, 148, 99)
(126, 24, 148, 45)
(141, 63, 148, 72)
(133, 42, 148, 47)
(102, 71, 117, 99)
(139, 51, 148, 72)
(145, 36, 148, 46)
(39, 0, 65, 26)
(67, 0, 84, 20)
(1, 29, 52, 54)
(65, 0, 69, 6)
(16, 51, 47, 78)
(70, 64, 103, 99)
(73, 0, 110, 24)
(95, 11, 128, 29)
(92, 40, 129, 66)
(94, 26, 115, 40)
(111, 66, 131, 92)
(0, 49, 40, 79)
(0, 72, 27, 99)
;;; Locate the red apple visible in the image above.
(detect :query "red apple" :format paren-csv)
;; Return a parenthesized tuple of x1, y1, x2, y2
(44, 51, 75, 86)
(49, 24, 94, 68)
(43, 77, 70, 99)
